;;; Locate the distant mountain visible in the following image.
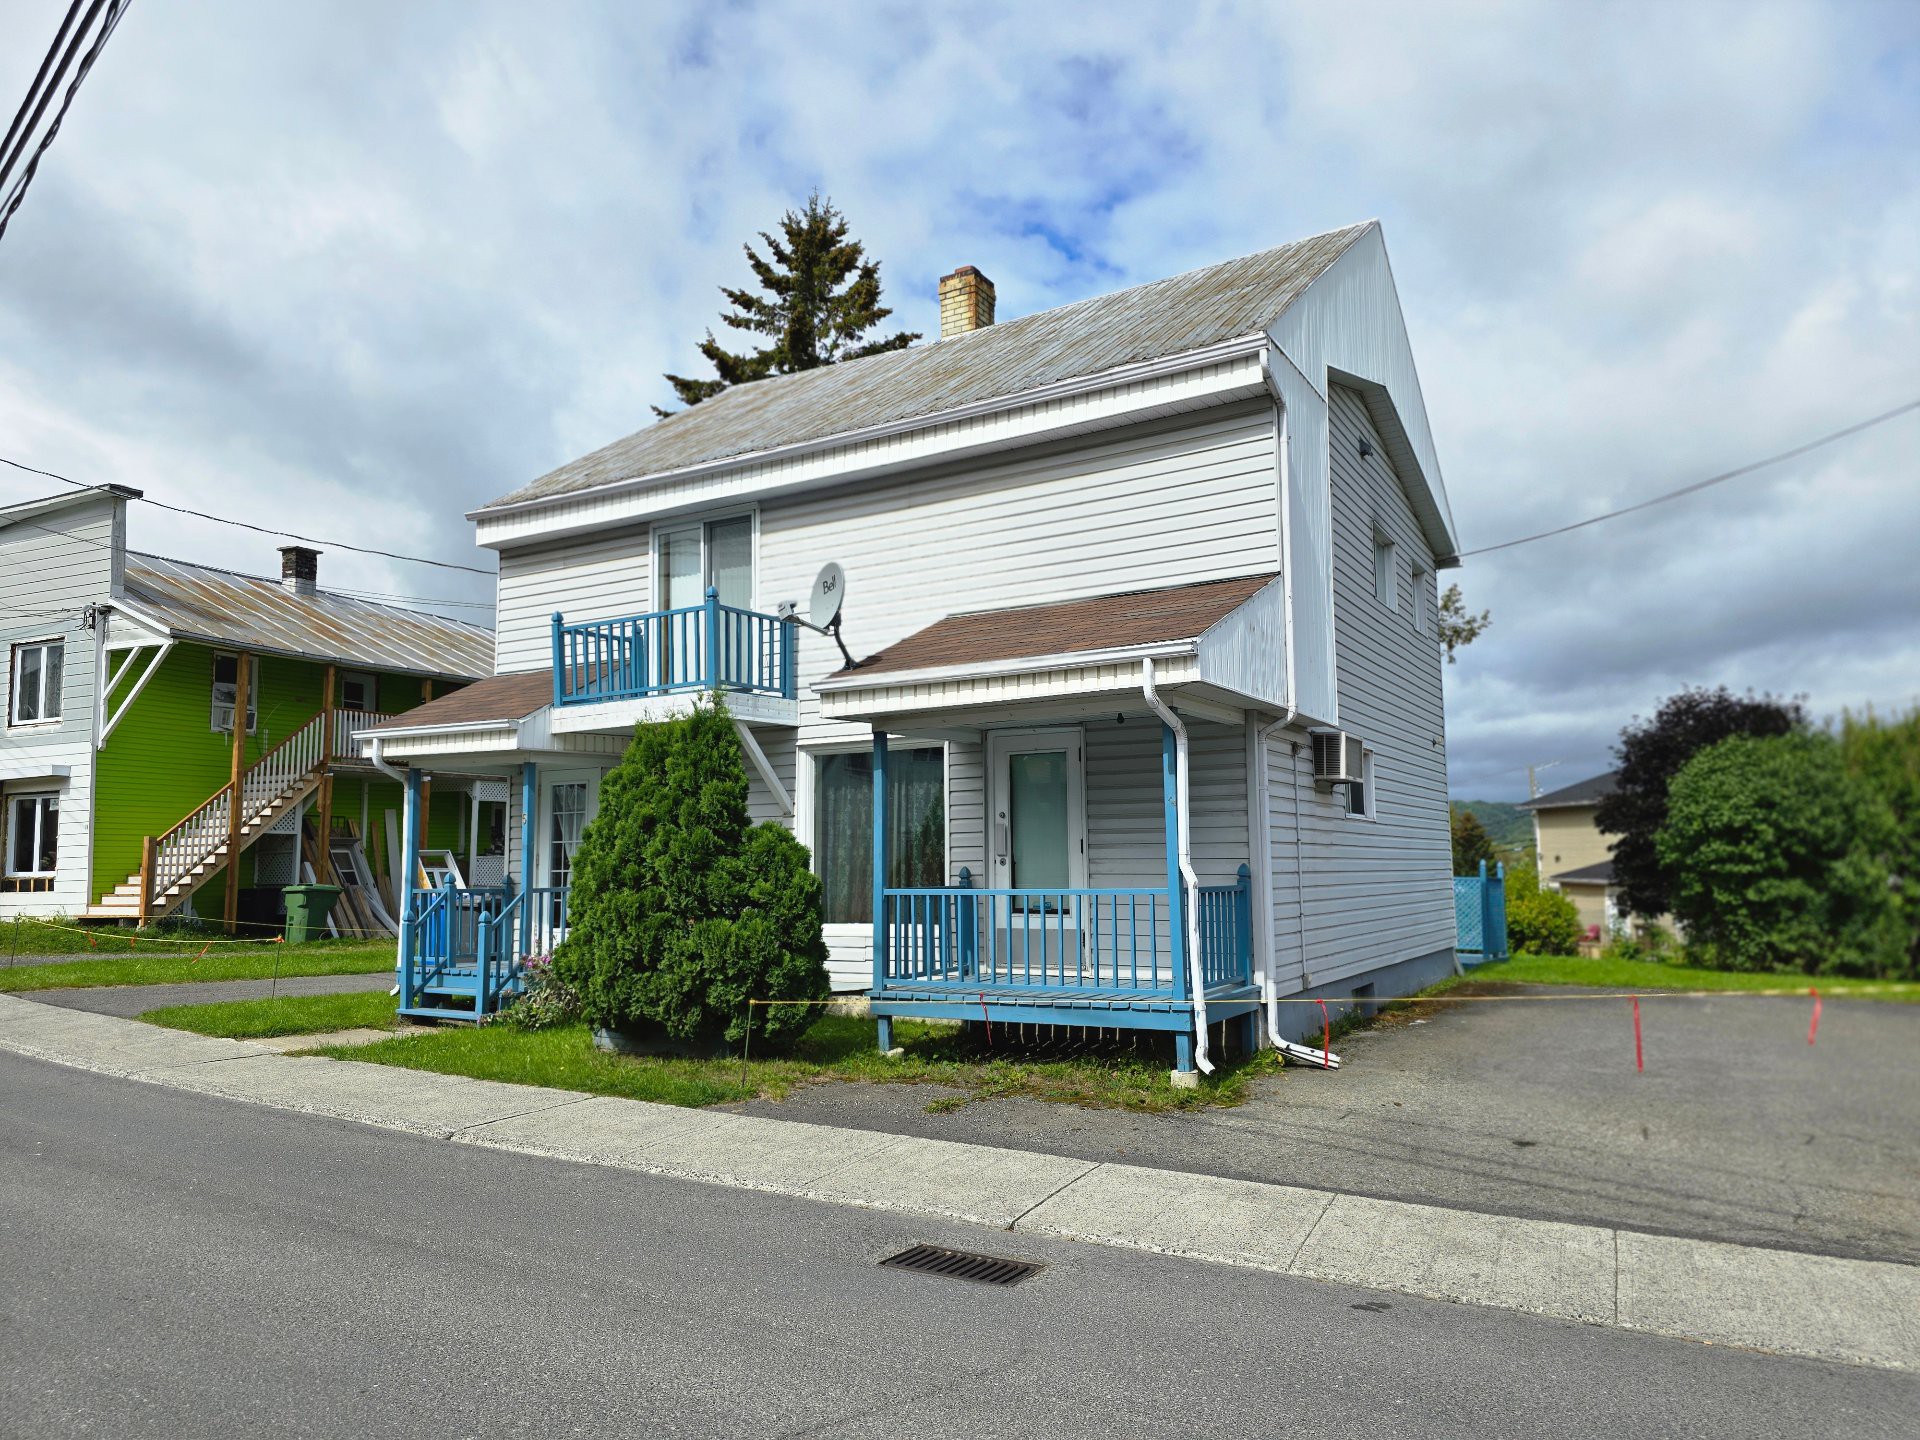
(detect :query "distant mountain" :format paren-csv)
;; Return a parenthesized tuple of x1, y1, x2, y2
(1453, 800, 1534, 856)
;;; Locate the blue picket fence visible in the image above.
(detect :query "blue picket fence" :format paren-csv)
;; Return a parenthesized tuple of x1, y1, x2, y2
(1454, 860, 1509, 965)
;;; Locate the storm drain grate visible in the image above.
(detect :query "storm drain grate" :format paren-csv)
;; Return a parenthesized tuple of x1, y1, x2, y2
(878, 1244, 1043, 1287)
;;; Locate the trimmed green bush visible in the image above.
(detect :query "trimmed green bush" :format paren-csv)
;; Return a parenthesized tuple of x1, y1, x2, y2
(1503, 863, 1583, 957)
(553, 700, 830, 1050)
(1657, 732, 1904, 977)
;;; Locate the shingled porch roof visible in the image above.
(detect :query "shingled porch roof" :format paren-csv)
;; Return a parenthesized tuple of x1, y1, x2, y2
(826, 572, 1279, 683)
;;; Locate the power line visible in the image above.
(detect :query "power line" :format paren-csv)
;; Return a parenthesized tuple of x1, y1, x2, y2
(0, 453, 496, 576)
(1460, 397, 1920, 559)
(0, 0, 132, 245)
(0, 513, 491, 620)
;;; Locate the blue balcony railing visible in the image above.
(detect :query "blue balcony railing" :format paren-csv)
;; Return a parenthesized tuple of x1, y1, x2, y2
(875, 864, 1253, 998)
(553, 588, 796, 707)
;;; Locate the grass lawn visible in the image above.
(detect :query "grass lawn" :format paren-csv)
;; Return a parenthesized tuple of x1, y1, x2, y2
(1, 938, 393, 992)
(311, 1015, 1277, 1112)
(141, 988, 399, 1039)
(1464, 953, 1920, 1001)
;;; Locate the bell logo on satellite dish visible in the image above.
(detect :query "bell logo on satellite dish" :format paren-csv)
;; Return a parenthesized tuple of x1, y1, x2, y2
(779, 561, 859, 669)
(809, 562, 846, 631)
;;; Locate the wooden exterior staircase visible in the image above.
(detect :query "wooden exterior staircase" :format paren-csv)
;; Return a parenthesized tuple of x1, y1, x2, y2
(84, 710, 379, 923)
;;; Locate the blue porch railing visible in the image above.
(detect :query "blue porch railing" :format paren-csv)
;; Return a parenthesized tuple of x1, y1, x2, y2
(875, 865, 1253, 999)
(400, 879, 569, 1019)
(552, 588, 796, 707)
(1196, 865, 1255, 989)
(1454, 860, 1509, 965)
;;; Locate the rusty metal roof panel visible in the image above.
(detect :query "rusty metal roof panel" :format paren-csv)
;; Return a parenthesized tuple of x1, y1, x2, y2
(483, 222, 1373, 511)
(120, 552, 493, 679)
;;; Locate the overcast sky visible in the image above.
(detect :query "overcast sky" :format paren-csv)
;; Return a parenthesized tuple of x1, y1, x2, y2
(2, 0, 1915, 799)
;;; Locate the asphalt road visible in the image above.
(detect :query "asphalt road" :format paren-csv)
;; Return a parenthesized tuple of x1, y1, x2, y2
(744, 987, 1920, 1263)
(3, 1051, 1915, 1439)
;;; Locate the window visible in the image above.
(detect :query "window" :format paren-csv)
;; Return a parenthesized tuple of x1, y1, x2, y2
(548, 782, 589, 888)
(211, 654, 258, 733)
(9, 640, 64, 725)
(478, 800, 506, 858)
(339, 670, 377, 712)
(1345, 748, 1377, 820)
(1372, 527, 1398, 610)
(656, 514, 755, 611)
(5, 793, 58, 876)
(1412, 565, 1432, 635)
(813, 747, 945, 924)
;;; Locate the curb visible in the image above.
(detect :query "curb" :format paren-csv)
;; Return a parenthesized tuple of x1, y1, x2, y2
(1, 991, 1913, 1371)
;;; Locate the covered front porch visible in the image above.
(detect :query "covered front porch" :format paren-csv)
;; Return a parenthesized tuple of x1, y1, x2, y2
(824, 573, 1306, 1079)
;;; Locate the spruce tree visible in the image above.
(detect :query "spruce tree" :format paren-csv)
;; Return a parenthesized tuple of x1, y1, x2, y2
(657, 193, 919, 416)
(553, 699, 829, 1051)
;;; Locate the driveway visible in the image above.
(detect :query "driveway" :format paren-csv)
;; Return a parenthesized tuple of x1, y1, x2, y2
(741, 986, 1920, 1264)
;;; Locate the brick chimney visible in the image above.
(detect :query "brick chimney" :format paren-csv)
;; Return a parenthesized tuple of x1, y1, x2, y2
(938, 265, 995, 338)
(278, 545, 320, 597)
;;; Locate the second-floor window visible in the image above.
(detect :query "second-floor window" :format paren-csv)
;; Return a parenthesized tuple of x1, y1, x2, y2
(340, 670, 377, 712)
(656, 514, 754, 612)
(1372, 527, 1398, 611)
(211, 654, 259, 733)
(9, 640, 64, 725)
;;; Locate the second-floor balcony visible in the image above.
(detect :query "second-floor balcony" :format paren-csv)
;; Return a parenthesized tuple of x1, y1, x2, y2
(551, 589, 798, 724)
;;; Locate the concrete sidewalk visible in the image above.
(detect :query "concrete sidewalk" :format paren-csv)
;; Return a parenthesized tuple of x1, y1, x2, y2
(2, 991, 1914, 1372)
(27, 970, 390, 1017)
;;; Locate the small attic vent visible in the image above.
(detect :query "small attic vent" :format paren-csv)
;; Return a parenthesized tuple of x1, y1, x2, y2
(1311, 729, 1365, 786)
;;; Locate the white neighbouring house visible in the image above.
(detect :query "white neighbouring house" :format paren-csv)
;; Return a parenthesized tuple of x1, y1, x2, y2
(367, 220, 1463, 1076)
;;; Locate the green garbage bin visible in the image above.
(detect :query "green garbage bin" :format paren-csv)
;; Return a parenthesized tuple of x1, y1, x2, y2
(283, 884, 344, 944)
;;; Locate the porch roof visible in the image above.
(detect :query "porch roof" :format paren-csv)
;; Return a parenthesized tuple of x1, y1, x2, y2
(366, 669, 551, 733)
(816, 572, 1291, 726)
(826, 572, 1278, 680)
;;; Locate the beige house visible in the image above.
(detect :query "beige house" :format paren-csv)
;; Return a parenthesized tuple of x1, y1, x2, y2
(1519, 771, 1621, 937)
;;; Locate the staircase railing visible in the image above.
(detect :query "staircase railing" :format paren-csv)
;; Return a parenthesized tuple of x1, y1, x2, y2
(146, 711, 332, 901)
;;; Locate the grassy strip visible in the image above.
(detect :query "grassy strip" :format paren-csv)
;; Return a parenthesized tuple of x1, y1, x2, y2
(311, 1015, 1275, 1112)
(142, 988, 399, 1039)
(1, 941, 393, 992)
(1464, 953, 1920, 1001)
(2, 917, 394, 956)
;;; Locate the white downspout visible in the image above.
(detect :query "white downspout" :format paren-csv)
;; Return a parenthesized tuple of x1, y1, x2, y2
(1260, 351, 1341, 1069)
(1257, 376, 1300, 1048)
(1142, 655, 1212, 1076)
(367, 733, 406, 784)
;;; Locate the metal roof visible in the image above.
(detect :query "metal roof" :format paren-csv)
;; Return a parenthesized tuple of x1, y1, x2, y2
(119, 552, 493, 680)
(482, 222, 1374, 511)
(1519, 771, 1619, 811)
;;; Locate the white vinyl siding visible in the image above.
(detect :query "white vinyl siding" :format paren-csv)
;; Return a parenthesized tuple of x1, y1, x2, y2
(495, 529, 652, 673)
(0, 493, 120, 916)
(762, 403, 1280, 748)
(1266, 385, 1452, 987)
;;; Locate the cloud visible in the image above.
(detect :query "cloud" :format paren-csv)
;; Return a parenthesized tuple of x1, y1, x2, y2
(0, 0, 1915, 795)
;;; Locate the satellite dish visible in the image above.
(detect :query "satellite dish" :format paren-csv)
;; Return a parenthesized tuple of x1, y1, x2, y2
(808, 562, 846, 631)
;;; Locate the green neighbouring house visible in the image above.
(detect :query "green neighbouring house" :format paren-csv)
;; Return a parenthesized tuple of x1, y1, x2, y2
(1, 484, 496, 934)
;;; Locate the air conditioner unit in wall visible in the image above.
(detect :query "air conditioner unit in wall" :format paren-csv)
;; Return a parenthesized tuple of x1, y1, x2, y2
(1310, 728, 1366, 787)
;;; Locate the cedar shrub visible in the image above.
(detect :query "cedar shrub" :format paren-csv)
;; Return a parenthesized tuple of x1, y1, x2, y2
(553, 700, 829, 1050)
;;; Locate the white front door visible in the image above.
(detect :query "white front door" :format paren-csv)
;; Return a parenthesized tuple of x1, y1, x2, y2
(986, 729, 1087, 980)
(988, 729, 1087, 897)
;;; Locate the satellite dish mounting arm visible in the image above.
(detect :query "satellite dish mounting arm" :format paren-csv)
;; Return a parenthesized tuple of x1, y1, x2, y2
(783, 560, 860, 669)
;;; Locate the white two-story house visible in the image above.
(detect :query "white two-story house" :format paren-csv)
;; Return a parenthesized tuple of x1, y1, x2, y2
(367, 220, 1463, 1077)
